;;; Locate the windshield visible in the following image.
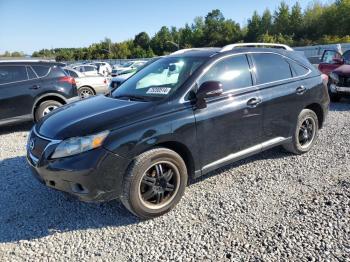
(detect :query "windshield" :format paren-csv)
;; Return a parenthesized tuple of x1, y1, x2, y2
(112, 57, 207, 101)
(121, 62, 133, 68)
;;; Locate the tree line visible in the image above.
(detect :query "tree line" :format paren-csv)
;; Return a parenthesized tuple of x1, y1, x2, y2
(2, 0, 350, 61)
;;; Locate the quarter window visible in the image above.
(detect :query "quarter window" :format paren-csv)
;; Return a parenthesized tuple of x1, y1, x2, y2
(0, 66, 28, 84)
(199, 55, 252, 92)
(289, 61, 309, 77)
(32, 66, 50, 77)
(26, 66, 37, 79)
(252, 53, 292, 84)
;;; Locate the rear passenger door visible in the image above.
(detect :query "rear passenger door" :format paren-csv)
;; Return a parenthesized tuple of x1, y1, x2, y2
(194, 54, 263, 172)
(250, 53, 310, 142)
(0, 65, 38, 120)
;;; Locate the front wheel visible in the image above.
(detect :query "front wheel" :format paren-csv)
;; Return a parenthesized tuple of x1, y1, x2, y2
(34, 100, 62, 122)
(283, 109, 319, 155)
(121, 148, 188, 219)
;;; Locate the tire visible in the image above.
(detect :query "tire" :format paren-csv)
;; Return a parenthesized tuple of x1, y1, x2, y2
(34, 100, 62, 122)
(283, 109, 319, 155)
(78, 86, 95, 99)
(121, 148, 188, 219)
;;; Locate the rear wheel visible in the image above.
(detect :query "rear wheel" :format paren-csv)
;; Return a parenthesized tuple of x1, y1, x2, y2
(121, 148, 188, 219)
(78, 86, 95, 99)
(283, 109, 319, 155)
(34, 100, 62, 122)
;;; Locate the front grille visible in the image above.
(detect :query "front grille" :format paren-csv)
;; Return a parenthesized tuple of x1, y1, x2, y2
(29, 131, 51, 158)
(339, 76, 350, 87)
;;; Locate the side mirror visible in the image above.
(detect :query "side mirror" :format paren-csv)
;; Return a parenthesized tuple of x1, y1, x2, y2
(333, 57, 344, 64)
(195, 81, 223, 109)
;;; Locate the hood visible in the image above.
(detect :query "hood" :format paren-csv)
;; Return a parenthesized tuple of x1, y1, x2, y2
(36, 95, 152, 140)
(333, 64, 350, 77)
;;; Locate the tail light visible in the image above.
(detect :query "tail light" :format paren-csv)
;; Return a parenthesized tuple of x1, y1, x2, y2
(104, 78, 107, 84)
(321, 74, 328, 86)
(59, 76, 76, 85)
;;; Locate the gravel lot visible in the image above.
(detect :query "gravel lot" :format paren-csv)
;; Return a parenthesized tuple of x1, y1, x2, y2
(0, 102, 349, 262)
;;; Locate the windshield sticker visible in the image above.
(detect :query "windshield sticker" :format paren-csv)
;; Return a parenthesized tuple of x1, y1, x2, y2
(146, 87, 171, 95)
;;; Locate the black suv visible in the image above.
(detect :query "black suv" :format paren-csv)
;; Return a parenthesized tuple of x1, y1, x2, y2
(0, 60, 78, 125)
(27, 44, 329, 219)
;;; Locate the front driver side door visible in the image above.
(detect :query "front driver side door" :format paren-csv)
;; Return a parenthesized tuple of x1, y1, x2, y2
(193, 54, 263, 173)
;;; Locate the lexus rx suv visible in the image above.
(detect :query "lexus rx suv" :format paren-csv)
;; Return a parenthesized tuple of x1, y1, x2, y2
(0, 60, 78, 126)
(27, 44, 329, 219)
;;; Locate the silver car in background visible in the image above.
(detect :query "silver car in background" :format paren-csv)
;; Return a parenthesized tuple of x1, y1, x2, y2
(64, 67, 110, 98)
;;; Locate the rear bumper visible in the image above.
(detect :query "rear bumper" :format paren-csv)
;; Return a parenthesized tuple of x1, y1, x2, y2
(27, 147, 130, 202)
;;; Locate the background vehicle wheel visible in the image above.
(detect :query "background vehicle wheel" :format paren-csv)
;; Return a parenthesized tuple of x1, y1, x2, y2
(121, 148, 188, 219)
(78, 86, 95, 99)
(34, 100, 62, 122)
(283, 109, 319, 155)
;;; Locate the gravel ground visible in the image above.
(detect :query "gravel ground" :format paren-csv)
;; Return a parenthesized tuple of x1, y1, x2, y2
(0, 102, 349, 262)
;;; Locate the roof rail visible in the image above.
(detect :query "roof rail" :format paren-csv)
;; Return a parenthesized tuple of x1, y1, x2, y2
(171, 47, 219, 55)
(0, 59, 57, 63)
(220, 43, 294, 52)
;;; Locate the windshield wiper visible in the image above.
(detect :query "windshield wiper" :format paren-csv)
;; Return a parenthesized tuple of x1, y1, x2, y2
(114, 95, 149, 102)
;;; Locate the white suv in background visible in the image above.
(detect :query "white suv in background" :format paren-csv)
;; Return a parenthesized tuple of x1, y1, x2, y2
(90, 62, 112, 76)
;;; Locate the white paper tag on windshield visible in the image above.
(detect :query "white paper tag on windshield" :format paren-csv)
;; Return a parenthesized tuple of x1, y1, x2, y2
(146, 87, 171, 95)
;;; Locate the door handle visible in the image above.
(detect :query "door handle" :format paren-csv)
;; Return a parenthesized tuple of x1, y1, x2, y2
(30, 85, 40, 90)
(296, 86, 306, 95)
(247, 97, 262, 108)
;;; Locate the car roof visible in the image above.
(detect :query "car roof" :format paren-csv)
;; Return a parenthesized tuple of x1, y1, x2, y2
(0, 60, 64, 66)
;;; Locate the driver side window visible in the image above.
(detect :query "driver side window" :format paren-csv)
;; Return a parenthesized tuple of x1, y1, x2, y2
(343, 50, 350, 64)
(198, 55, 252, 92)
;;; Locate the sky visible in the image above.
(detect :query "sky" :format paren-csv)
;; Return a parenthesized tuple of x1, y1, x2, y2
(0, 0, 327, 54)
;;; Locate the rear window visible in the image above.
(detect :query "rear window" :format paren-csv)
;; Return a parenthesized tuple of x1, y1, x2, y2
(0, 65, 28, 84)
(252, 53, 292, 84)
(32, 65, 50, 77)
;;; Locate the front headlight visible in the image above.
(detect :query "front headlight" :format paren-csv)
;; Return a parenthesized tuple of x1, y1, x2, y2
(329, 72, 339, 83)
(51, 131, 109, 159)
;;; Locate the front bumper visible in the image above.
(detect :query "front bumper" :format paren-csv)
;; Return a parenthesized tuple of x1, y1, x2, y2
(329, 83, 350, 96)
(27, 146, 130, 202)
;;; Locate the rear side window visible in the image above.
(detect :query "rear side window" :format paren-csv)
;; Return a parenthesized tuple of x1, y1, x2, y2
(32, 65, 50, 77)
(26, 66, 37, 79)
(199, 54, 252, 92)
(252, 53, 292, 84)
(289, 61, 309, 77)
(0, 66, 28, 84)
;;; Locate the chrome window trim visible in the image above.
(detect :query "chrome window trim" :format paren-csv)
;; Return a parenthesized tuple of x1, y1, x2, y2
(180, 51, 312, 103)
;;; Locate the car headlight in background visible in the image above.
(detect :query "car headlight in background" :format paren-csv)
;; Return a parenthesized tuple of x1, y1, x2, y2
(51, 131, 109, 159)
(329, 72, 339, 83)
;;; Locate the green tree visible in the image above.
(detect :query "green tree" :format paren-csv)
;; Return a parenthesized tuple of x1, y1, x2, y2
(134, 32, 151, 50)
(273, 1, 291, 35)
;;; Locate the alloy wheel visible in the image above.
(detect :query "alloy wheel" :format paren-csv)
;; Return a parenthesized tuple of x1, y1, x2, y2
(298, 117, 316, 149)
(138, 161, 180, 210)
(42, 105, 58, 116)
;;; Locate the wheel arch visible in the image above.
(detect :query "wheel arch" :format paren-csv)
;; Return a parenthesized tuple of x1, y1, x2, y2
(153, 141, 196, 181)
(305, 103, 324, 129)
(32, 93, 67, 118)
